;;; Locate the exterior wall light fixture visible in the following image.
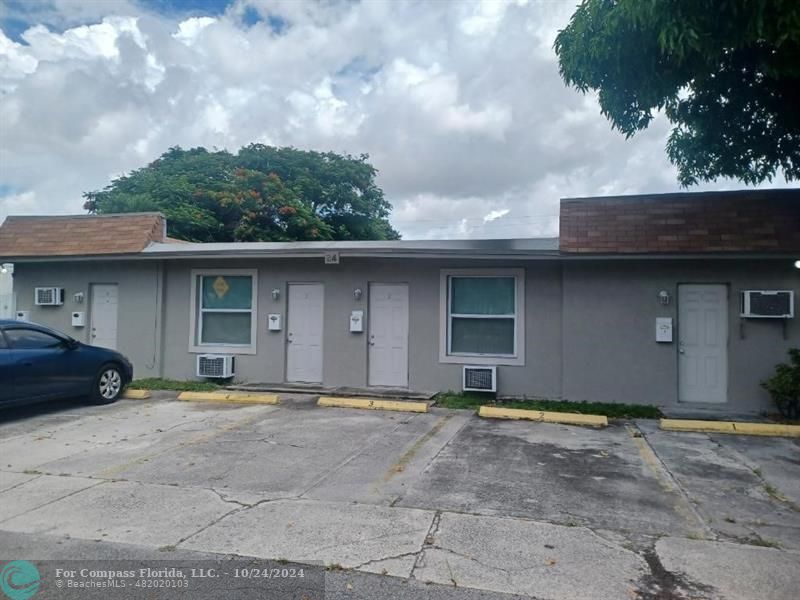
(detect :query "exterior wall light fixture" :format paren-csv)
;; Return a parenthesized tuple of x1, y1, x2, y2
(658, 290, 671, 305)
(271, 288, 281, 301)
(353, 288, 363, 301)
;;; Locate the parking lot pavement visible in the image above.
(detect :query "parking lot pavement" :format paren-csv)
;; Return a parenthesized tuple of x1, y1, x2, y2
(395, 418, 704, 537)
(1, 396, 799, 600)
(636, 419, 800, 551)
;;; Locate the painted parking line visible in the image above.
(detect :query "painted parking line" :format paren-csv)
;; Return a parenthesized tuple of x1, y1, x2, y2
(625, 425, 710, 538)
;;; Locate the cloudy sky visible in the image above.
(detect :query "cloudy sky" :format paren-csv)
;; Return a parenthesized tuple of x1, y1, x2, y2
(0, 0, 790, 239)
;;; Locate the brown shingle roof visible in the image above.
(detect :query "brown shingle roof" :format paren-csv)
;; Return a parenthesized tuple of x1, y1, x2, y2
(0, 213, 166, 258)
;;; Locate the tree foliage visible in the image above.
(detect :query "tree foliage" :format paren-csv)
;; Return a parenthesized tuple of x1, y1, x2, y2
(554, 0, 800, 186)
(83, 145, 399, 242)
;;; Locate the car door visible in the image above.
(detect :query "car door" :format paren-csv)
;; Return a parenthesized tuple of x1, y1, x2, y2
(4, 327, 84, 400)
(0, 328, 14, 402)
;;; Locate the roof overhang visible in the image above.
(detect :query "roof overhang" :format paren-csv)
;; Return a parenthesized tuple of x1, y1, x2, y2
(3, 250, 796, 263)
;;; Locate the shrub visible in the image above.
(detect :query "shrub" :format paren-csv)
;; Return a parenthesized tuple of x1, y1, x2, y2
(761, 349, 800, 420)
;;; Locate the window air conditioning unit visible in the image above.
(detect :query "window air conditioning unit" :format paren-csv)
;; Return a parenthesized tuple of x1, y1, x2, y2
(34, 287, 64, 306)
(740, 290, 794, 319)
(463, 366, 497, 393)
(197, 354, 235, 378)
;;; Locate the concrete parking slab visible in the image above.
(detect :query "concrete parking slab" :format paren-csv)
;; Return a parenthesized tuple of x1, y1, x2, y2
(707, 432, 800, 505)
(0, 474, 101, 522)
(3, 400, 276, 477)
(657, 537, 800, 600)
(0, 470, 37, 493)
(396, 418, 698, 536)
(415, 512, 647, 600)
(0, 480, 235, 548)
(637, 419, 800, 550)
(1, 530, 525, 600)
(102, 402, 464, 504)
(182, 498, 435, 577)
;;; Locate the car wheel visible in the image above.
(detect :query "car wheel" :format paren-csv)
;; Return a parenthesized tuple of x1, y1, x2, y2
(91, 364, 124, 404)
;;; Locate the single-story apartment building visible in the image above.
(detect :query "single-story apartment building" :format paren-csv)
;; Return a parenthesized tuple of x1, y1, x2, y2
(0, 189, 797, 415)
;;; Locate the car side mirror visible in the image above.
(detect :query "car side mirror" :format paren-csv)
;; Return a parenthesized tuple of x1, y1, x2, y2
(63, 338, 79, 350)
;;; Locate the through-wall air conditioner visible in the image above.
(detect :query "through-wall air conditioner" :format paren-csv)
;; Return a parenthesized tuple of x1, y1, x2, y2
(463, 365, 497, 393)
(196, 354, 235, 378)
(740, 290, 794, 319)
(34, 287, 64, 306)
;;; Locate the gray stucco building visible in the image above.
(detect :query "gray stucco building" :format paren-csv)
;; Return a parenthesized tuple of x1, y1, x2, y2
(1, 189, 798, 415)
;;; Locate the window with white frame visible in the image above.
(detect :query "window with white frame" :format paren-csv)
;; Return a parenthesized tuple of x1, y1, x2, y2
(191, 271, 257, 351)
(439, 269, 524, 365)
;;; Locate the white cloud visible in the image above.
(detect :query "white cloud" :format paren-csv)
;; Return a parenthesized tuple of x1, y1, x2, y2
(0, 191, 37, 214)
(173, 16, 216, 44)
(484, 209, 509, 223)
(0, 0, 789, 238)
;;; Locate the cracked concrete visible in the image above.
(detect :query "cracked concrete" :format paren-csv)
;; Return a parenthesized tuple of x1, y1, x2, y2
(637, 419, 800, 551)
(656, 537, 800, 600)
(1, 479, 236, 547)
(414, 512, 648, 600)
(1, 396, 799, 599)
(182, 498, 435, 577)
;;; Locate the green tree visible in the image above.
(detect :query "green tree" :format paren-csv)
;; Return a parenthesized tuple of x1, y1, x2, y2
(83, 145, 399, 242)
(554, 0, 800, 186)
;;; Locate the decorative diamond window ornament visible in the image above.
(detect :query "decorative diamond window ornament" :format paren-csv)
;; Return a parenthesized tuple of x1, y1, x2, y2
(212, 276, 230, 298)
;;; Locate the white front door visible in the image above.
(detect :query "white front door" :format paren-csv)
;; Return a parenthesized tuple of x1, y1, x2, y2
(286, 283, 324, 383)
(368, 283, 409, 387)
(90, 284, 119, 350)
(678, 284, 728, 404)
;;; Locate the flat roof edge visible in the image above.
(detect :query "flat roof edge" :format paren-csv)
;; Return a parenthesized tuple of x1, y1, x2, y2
(561, 188, 800, 203)
(3, 251, 795, 263)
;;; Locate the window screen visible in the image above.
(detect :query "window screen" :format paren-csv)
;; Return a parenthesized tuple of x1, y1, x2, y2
(448, 276, 516, 356)
(197, 275, 253, 346)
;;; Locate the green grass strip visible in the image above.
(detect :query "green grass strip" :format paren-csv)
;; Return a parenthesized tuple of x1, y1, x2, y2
(434, 391, 662, 419)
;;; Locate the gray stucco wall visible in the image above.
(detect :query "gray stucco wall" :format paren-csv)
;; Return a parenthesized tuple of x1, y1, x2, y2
(10, 255, 798, 414)
(160, 258, 563, 398)
(562, 259, 799, 413)
(11, 261, 164, 378)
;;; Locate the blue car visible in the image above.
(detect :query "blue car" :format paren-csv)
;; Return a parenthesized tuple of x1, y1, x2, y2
(0, 319, 133, 406)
